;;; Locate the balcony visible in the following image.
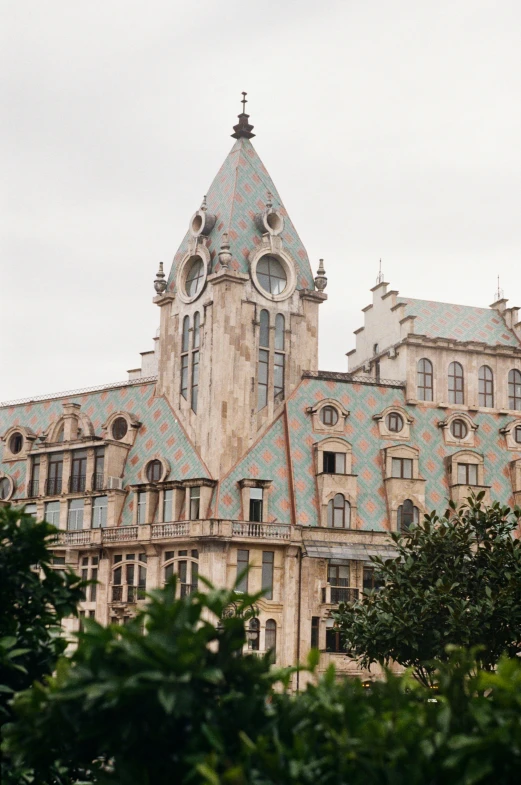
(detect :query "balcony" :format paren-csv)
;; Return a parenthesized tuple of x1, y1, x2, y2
(111, 585, 146, 604)
(69, 474, 86, 493)
(54, 530, 92, 546)
(92, 472, 105, 491)
(45, 477, 62, 495)
(151, 522, 190, 539)
(231, 521, 291, 540)
(103, 526, 138, 543)
(321, 585, 359, 605)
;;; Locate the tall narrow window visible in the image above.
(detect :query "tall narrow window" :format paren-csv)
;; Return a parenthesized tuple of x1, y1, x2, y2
(181, 316, 190, 399)
(417, 358, 433, 401)
(265, 619, 277, 662)
(67, 499, 84, 531)
(311, 616, 320, 649)
(478, 365, 494, 407)
(249, 488, 263, 522)
(44, 500, 60, 527)
(508, 369, 521, 410)
(448, 362, 464, 404)
(163, 489, 173, 522)
(137, 491, 147, 524)
(92, 496, 108, 528)
(189, 486, 200, 520)
(30, 456, 40, 497)
(191, 312, 200, 413)
(274, 313, 285, 401)
(257, 309, 270, 411)
(327, 494, 351, 528)
(248, 618, 260, 651)
(236, 549, 249, 592)
(46, 453, 63, 495)
(261, 551, 274, 600)
(93, 447, 105, 491)
(397, 499, 419, 532)
(70, 450, 87, 492)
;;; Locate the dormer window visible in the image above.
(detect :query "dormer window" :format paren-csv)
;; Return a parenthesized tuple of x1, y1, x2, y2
(327, 494, 351, 528)
(450, 419, 468, 440)
(321, 406, 338, 426)
(146, 460, 162, 483)
(9, 432, 23, 454)
(457, 463, 478, 485)
(386, 412, 404, 433)
(323, 451, 346, 475)
(391, 457, 413, 479)
(112, 417, 128, 441)
(515, 426, 521, 445)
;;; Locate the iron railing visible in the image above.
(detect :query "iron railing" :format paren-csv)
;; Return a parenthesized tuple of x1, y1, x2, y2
(321, 586, 359, 604)
(45, 477, 62, 495)
(28, 479, 40, 497)
(69, 474, 86, 493)
(92, 472, 105, 491)
(180, 583, 198, 598)
(0, 376, 159, 408)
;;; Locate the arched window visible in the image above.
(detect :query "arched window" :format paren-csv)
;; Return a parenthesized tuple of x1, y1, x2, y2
(274, 314, 285, 401)
(112, 552, 147, 603)
(417, 358, 433, 402)
(448, 361, 464, 404)
(191, 312, 200, 413)
(265, 619, 277, 662)
(164, 549, 199, 596)
(397, 499, 419, 532)
(257, 310, 270, 410)
(146, 460, 162, 483)
(248, 618, 260, 651)
(478, 365, 494, 407)
(181, 316, 190, 399)
(327, 494, 351, 528)
(508, 369, 521, 410)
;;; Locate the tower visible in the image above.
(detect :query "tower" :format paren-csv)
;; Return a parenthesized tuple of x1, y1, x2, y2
(153, 97, 327, 476)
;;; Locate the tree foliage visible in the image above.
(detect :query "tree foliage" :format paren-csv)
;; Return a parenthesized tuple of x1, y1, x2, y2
(335, 497, 521, 685)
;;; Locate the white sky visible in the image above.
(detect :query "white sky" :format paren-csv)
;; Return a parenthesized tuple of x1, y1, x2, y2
(2, 0, 520, 402)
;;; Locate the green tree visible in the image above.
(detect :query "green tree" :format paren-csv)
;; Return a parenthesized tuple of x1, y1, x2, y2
(0, 504, 85, 783)
(335, 497, 521, 686)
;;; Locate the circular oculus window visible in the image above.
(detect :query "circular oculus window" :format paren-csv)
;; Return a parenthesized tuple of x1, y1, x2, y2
(386, 412, 404, 433)
(451, 419, 468, 439)
(146, 460, 162, 483)
(184, 256, 205, 299)
(256, 255, 287, 296)
(9, 432, 23, 454)
(320, 406, 339, 426)
(112, 417, 128, 441)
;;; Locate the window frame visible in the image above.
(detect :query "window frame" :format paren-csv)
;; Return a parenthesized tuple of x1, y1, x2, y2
(508, 369, 521, 410)
(417, 358, 433, 402)
(448, 361, 465, 404)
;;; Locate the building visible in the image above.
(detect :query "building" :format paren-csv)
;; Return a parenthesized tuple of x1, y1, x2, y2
(2, 102, 521, 680)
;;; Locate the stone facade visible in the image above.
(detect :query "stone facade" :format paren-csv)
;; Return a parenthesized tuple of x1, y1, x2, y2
(2, 111, 521, 684)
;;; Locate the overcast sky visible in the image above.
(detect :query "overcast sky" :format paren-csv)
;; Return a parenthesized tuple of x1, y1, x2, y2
(2, 0, 520, 402)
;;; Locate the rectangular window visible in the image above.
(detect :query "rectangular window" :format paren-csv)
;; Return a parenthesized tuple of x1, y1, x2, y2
(137, 491, 147, 524)
(236, 549, 249, 593)
(25, 503, 37, 519)
(261, 551, 274, 600)
(180, 354, 189, 399)
(311, 616, 320, 649)
(92, 496, 108, 528)
(70, 450, 87, 492)
(163, 489, 173, 522)
(257, 348, 269, 410)
(191, 350, 199, 413)
(47, 454, 63, 495)
(189, 486, 200, 520)
(328, 563, 351, 604)
(457, 463, 478, 485)
(90, 567, 98, 602)
(391, 457, 413, 479)
(363, 566, 384, 593)
(30, 456, 40, 497)
(249, 487, 263, 522)
(44, 500, 60, 527)
(274, 352, 285, 400)
(325, 621, 342, 653)
(67, 499, 84, 530)
(323, 452, 346, 475)
(93, 448, 105, 491)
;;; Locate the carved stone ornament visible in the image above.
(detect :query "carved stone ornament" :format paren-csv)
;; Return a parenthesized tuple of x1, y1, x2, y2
(314, 258, 328, 291)
(154, 262, 167, 294)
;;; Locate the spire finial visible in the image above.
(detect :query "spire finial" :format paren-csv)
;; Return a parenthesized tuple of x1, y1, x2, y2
(154, 262, 167, 295)
(218, 232, 232, 270)
(494, 275, 504, 302)
(376, 259, 384, 285)
(314, 258, 327, 291)
(231, 92, 255, 140)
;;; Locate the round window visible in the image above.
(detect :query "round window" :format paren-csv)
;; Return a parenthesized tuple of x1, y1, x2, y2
(146, 460, 162, 483)
(451, 419, 468, 439)
(320, 406, 339, 426)
(0, 477, 11, 500)
(514, 425, 521, 444)
(184, 256, 205, 298)
(112, 417, 128, 441)
(257, 255, 287, 296)
(386, 413, 404, 433)
(9, 432, 23, 454)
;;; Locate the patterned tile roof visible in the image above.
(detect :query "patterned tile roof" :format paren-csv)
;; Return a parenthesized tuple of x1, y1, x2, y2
(0, 382, 210, 525)
(398, 298, 520, 347)
(166, 138, 314, 292)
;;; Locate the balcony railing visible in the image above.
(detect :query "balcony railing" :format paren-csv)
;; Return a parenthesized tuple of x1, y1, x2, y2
(151, 522, 190, 539)
(92, 472, 105, 491)
(45, 477, 62, 495)
(69, 474, 86, 493)
(112, 585, 123, 602)
(28, 479, 40, 498)
(54, 530, 92, 546)
(103, 526, 138, 543)
(180, 583, 198, 598)
(231, 521, 291, 540)
(321, 586, 359, 604)
(127, 585, 147, 603)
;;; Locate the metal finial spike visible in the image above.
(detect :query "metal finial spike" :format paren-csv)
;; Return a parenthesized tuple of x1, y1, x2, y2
(494, 275, 504, 302)
(231, 92, 255, 140)
(376, 259, 384, 285)
(200, 195, 207, 211)
(241, 92, 247, 113)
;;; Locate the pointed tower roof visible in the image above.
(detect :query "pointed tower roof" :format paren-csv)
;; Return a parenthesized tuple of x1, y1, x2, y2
(166, 101, 314, 292)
